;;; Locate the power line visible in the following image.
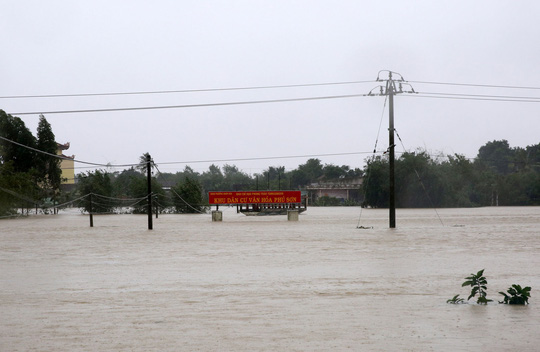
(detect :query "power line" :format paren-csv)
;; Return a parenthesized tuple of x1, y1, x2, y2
(157, 151, 378, 166)
(0, 132, 385, 173)
(0, 135, 138, 167)
(0, 80, 375, 99)
(409, 80, 540, 90)
(403, 94, 540, 103)
(418, 91, 540, 100)
(9, 93, 369, 116)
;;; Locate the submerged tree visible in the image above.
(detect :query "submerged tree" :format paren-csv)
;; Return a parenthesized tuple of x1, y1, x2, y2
(76, 170, 114, 213)
(172, 176, 204, 213)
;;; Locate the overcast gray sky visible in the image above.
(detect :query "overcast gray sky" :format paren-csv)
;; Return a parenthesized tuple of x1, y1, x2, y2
(2, 1, 539, 175)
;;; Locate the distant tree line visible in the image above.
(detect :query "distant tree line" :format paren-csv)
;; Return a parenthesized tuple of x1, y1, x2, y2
(1, 108, 539, 216)
(362, 140, 540, 208)
(75, 139, 539, 212)
(73, 157, 362, 214)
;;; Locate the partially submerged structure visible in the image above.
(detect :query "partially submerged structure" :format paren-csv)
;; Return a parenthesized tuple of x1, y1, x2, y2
(208, 190, 307, 217)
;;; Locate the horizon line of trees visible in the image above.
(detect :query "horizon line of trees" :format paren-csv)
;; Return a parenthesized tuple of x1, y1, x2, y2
(70, 139, 540, 213)
(1, 108, 539, 216)
(363, 140, 539, 208)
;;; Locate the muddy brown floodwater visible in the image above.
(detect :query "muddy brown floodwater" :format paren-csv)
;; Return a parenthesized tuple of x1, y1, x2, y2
(1, 206, 539, 351)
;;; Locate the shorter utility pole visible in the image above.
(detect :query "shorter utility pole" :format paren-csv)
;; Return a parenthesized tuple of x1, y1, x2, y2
(89, 193, 94, 227)
(147, 154, 153, 230)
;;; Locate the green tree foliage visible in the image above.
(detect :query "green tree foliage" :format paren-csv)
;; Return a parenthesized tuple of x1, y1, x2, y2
(0, 110, 37, 173)
(112, 167, 144, 198)
(499, 284, 531, 305)
(172, 176, 204, 213)
(257, 166, 287, 190)
(200, 164, 224, 192)
(476, 140, 514, 175)
(362, 141, 540, 208)
(0, 162, 40, 215)
(36, 115, 62, 192)
(0, 110, 63, 215)
(127, 176, 166, 214)
(323, 164, 348, 179)
(394, 151, 443, 207)
(223, 164, 252, 191)
(362, 156, 389, 207)
(136, 152, 152, 174)
(462, 269, 492, 305)
(289, 158, 324, 188)
(76, 170, 114, 213)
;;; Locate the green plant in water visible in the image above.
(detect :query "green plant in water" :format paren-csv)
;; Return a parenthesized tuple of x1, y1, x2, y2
(447, 294, 465, 304)
(462, 269, 492, 304)
(499, 284, 531, 305)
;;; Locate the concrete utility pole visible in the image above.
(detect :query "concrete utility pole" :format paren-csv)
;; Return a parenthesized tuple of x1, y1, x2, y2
(147, 154, 153, 230)
(372, 71, 416, 228)
(387, 74, 396, 228)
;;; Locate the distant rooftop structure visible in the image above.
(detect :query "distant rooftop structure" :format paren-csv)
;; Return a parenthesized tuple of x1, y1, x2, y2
(57, 142, 70, 151)
(306, 177, 363, 203)
(56, 142, 75, 188)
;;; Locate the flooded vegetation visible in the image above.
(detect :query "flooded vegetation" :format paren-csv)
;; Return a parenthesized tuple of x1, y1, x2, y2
(1, 207, 539, 351)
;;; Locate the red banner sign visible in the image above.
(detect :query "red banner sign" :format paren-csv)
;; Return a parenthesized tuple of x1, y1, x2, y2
(209, 191, 301, 205)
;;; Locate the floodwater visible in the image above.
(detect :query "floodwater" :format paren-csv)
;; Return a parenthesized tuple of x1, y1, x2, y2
(1, 207, 539, 351)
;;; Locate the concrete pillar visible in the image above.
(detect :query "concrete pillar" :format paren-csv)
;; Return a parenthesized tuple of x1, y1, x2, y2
(287, 210, 299, 221)
(212, 210, 223, 222)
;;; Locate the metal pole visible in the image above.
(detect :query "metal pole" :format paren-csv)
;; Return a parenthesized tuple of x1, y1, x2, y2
(147, 154, 153, 230)
(388, 75, 396, 228)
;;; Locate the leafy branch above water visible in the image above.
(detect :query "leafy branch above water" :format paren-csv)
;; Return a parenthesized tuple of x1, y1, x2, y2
(462, 269, 492, 305)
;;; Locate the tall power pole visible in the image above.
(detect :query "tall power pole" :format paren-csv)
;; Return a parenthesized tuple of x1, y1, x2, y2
(387, 74, 396, 228)
(371, 71, 415, 228)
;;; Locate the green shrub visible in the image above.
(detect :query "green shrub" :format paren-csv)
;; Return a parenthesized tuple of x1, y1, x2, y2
(462, 269, 492, 304)
(499, 284, 531, 305)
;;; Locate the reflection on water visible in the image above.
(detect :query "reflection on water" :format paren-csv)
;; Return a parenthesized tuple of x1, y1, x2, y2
(1, 207, 539, 351)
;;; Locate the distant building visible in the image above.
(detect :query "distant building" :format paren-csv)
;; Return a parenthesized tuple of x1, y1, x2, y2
(57, 142, 75, 190)
(306, 177, 363, 204)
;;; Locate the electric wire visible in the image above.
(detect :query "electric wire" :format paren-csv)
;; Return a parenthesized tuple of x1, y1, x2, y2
(0, 135, 138, 168)
(0, 185, 40, 205)
(9, 93, 369, 116)
(169, 185, 207, 214)
(418, 91, 540, 101)
(90, 193, 147, 202)
(394, 129, 444, 227)
(158, 151, 378, 166)
(402, 94, 540, 103)
(1, 132, 387, 173)
(0, 80, 376, 99)
(153, 163, 206, 214)
(409, 80, 540, 90)
(357, 95, 388, 229)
